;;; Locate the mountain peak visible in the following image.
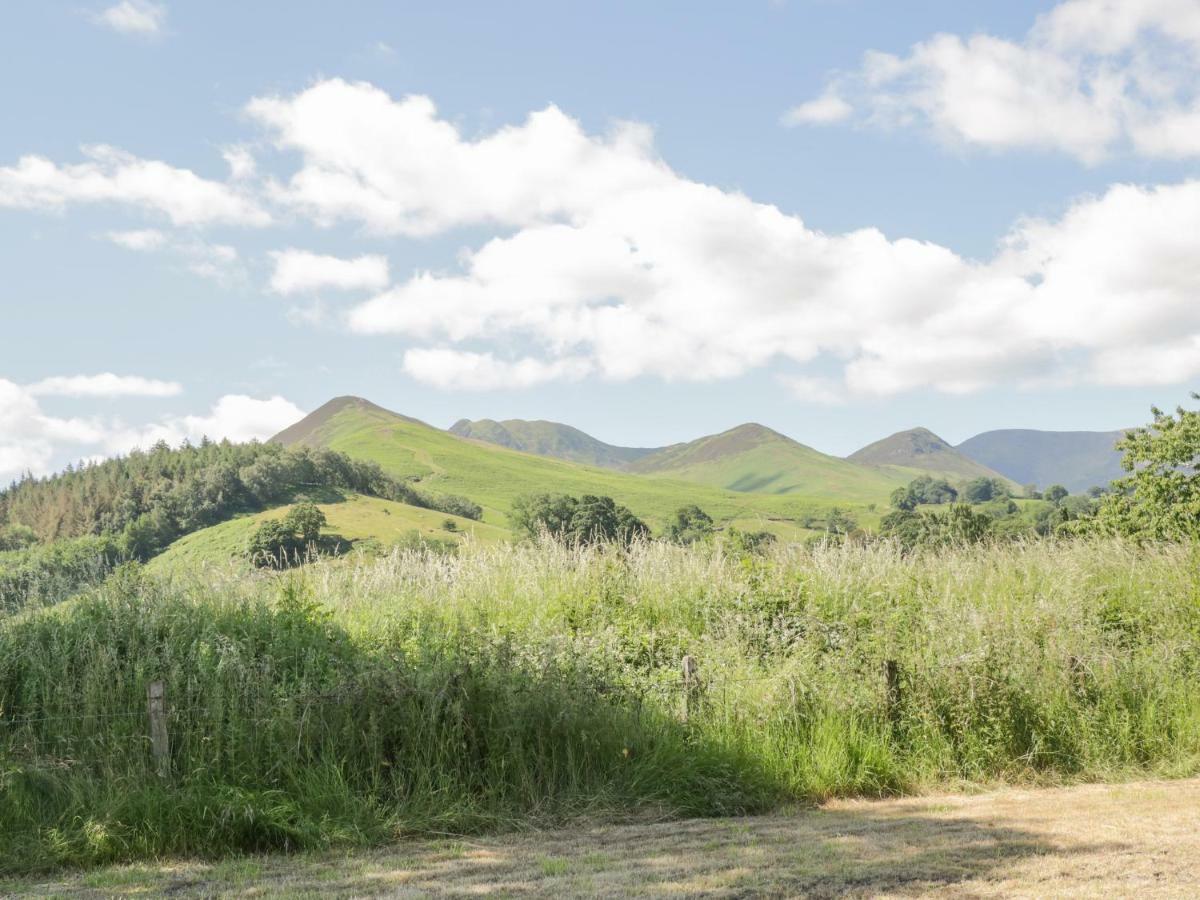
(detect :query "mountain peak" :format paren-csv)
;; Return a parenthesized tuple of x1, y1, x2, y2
(271, 396, 425, 446)
(848, 427, 1014, 484)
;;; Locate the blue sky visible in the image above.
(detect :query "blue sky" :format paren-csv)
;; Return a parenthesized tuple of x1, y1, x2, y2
(2, 0, 1199, 478)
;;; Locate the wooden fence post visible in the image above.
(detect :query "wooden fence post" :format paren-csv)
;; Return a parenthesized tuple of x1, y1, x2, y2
(147, 680, 170, 778)
(884, 659, 901, 725)
(681, 655, 698, 723)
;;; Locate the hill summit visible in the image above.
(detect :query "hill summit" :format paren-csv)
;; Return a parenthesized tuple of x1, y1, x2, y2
(849, 427, 1014, 485)
(449, 418, 661, 469)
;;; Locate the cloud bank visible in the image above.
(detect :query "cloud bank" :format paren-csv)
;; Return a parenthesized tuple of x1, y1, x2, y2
(241, 78, 1200, 397)
(786, 0, 1200, 163)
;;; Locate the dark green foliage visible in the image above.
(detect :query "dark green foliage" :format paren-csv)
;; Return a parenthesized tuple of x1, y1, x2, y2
(963, 477, 1011, 504)
(879, 503, 993, 548)
(1045, 484, 1069, 505)
(509, 493, 649, 546)
(1082, 394, 1200, 541)
(663, 504, 714, 544)
(0, 524, 37, 552)
(891, 476, 958, 510)
(0, 573, 768, 872)
(0, 535, 120, 612)
(246, 503, 330, 567)
(0, 440, 481, 565)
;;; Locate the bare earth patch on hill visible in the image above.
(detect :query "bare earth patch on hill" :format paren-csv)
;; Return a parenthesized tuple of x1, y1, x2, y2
(11, 778, 1199, 898)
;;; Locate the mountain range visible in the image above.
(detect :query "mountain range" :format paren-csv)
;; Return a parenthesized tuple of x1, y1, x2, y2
(447, 412, 1126, 496)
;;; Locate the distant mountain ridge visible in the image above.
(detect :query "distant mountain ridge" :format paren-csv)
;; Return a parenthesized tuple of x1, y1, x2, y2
(449, 418, 663, 470)
(956, 429, 1129, 494)
(626, 422, 908, 500)
(848, 427, 1017, 486)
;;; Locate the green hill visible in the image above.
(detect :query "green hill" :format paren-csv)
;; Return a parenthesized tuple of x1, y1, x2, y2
(150, 492, 506, 571)
(270, 398, 881, 536)
(848, 427, 1017, 487)
(956, 429, 1128, 494)
(449, 418, 661, 469)
(626, 423, 907, 501)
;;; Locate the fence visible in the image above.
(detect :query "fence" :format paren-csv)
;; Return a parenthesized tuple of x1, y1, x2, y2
(0, 656, 911, 773)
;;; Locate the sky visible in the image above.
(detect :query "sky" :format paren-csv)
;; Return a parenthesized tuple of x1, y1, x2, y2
(2, 0, 1200, 480)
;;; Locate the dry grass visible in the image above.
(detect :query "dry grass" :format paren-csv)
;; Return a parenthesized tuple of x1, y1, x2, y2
(10, 777, 1199, 898)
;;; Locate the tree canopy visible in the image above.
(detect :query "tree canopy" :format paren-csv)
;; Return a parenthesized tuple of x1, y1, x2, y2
(1081, 394, 1200, 541)
(509, 493, 649, 546)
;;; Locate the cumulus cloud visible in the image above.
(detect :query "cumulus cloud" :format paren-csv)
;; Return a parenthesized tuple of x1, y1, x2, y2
(0, 144, 269, 226)
(268, 249, 390, 295)
(27, 373, 182, 398)
(401, 349, 593, 390)
(0, 379, 302, 481)
(94, 1, 167, 37)
(785, 0, 1200, 162)
(239, 80, 1200, 395)
(781, 92, 853, 126)
(105, 228, 166, 251)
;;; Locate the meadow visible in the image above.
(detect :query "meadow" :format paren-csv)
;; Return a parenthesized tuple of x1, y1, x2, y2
(2, 536, 1198, 874)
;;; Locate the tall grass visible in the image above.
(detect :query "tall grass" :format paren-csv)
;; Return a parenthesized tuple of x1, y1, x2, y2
(2, 538, 1199, 873)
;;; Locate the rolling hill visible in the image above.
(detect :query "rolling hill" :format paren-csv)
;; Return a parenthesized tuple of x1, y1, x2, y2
(848, 427, 1017, 487)
(149, 492, 507, 571)
(449, 418, 662, 469)
(956, 429, 1129, 494)
(626, 423, 907, 500)
(270, 397, 885, 536)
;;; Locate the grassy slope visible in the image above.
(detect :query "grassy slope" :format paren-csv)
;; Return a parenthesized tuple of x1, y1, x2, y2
(628, 424, 906, 500)
(276, 399, 876, 534)
(448, 418, 661, 469)
(149, 493, 506, 571)
(849, 428, 1020, 488)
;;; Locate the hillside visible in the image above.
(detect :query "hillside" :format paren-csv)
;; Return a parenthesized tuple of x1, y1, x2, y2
(848, 427, 1017, 487)
(150, 492, 506, 571)
(956, 429, 1128, 494)
(627, 423, 906, 501)
(271, 398, 876, 534)
(449, 418, 661, 469)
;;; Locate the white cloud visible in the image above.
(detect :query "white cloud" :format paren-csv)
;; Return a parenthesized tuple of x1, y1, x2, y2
(402, 349, 593, 390)
(0, 379, 303, 481)
(786, 0, 1200, 162)
(104, 229, 241, 282)
(222, 146, 257, 181)
(234, 81, 1198, 398)
(268, 249, 390, 295)
(94, 1, 167, 37)
(0, 144, 269, 226)
(245, 79, 666, 235)
(782, 92, 853, 126)
(27, 373, 182, 398)
(110, 394, 305, 447)
(105, 228, 166, 251)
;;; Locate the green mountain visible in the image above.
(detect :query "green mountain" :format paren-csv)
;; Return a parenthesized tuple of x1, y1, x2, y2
(848, 427, 1016, 487)
(449, 418, 661, 469)
(956, 429, 1129, 494)
(626, 423, 907, 501)
(270, 397, 881, 535)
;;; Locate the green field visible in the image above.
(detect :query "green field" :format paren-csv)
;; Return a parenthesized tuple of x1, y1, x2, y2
(3, 537, 1199, 873)
(274, 398, 882, 533)
(627, 423, 906, 499)
(149, 492, 509, 571)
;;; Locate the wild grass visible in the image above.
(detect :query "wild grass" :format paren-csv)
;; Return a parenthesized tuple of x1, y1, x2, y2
(1, 537, 1199, 873)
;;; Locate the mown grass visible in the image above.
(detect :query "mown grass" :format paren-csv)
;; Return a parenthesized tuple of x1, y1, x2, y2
(1, 537, 1199, 874)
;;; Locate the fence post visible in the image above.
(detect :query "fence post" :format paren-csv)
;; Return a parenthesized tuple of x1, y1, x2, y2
(681, 655, 698, 723)
(884, 659, 901, 725)
(147, 680, 170, 778)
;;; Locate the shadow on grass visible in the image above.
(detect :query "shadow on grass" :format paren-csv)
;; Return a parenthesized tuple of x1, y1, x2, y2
(5, 800, 1128, 898)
